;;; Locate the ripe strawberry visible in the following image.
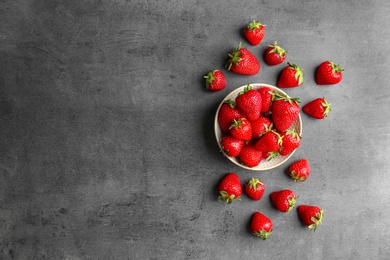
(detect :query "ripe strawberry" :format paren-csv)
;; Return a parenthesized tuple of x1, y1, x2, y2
(204, 70, 226, 91)
(245, 177, 265, 201)
(257, 87, 273, 113)
(264, 42, 287, 66)
(303, 97, 331, 119)
(218, 100, 244, 133)
(316, 61, 343, 85)
(239, 145, 262, 168)
(255, 129, 282, 159)
(220, 136, 245, 157)
(226, 42, 260, 75)
(250, 115, 271, 140)
(279, 129, 301, 156)
(270, 189, 298, 212)
(229, 118, 252, 141)
(218, 173, 242, 204)
(288, 159, 310, 182)
(235, 84, 262, 121)
(297, 205, 323, 231)
(250, 212, 273, 240)
(277, 63, 304, 88)
(243, 20, 265, 46)
(271, 92, 300, 132)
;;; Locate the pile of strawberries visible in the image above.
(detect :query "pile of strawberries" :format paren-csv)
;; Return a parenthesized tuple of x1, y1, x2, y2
(204, 20, 344, 239)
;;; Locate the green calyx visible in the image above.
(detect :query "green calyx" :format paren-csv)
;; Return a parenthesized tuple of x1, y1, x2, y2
(223, 99, 236, 108)
(271, 91, 300, 105)
(238, 83, 252, 95)
(287, 195, 299, 212)
(247, 20, 264, 31)
(226, 42, 244, 70)
(285, 128, 301, 139)
(329, 61, 344, 74)
(308, 209, 324, 232)
(252, 229, 272, 240)
(290, 171, 306, 182)
(218, 191, 241, 204)
(247, 177, 263, 190)
(321, 98, 332, 118)
(288, 62, 304, 85)
(268, 41, 287, 58)
(230, 118, 245, 130)
(203, 70, 217, 88)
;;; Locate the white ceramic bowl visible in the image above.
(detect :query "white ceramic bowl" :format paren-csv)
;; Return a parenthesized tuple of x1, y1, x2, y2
(214, 83, 302, 171)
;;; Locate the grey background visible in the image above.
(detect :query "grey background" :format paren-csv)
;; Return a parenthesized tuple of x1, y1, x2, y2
(1, 0, 390, 259)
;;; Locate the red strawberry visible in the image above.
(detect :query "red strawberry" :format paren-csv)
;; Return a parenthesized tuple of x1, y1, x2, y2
(297, 205, 323, 231)
(316, 61, 343, 85)
(270, 189, 298, 212)
(250, 115, 271, 140)
(243, 20, 266, 46)
(218, 100, 244, 133)
(255, 129, 282, 159)
(236, 84, 262, 121)
(229, 118, 252, 141)
(303, 97, 331, 119)
(204, 70, 226, 91)
(264, 42, 287, 66)
(245, 177, 265, 201)
(279, 129, 301, 156)
(257, 87, 273, 113)
(239, 145, 262, 168)
(226, 42, 260, 75)
(288, 159, 310, 182)
(277, 63, 304, 88)
(220, 136, 245, 157)
(250, 212, 273, 240)
(271, 92, 300, 132)
(218, 173, 242, 204)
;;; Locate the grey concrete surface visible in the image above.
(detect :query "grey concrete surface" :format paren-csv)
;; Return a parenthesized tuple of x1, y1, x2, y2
(1, 0, 390, 259)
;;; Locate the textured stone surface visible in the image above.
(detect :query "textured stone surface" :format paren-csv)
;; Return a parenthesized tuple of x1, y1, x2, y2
(1, 0, 390, 259)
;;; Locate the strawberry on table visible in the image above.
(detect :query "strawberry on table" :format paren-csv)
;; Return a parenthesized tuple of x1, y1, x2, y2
(245, 177, 265, 201)
(229, 118, 252, 141)
(316, 61, 343, 85)
(226, 42, 260, 75)
(288, 159, 310, 182)
(220, 136, 245, 157)
(239, 145, 262, 168)
(277, 63, 304, 88)
(271, 92, 300, 132)
(235, 83, 263, 121)
(303, 97, 331, 119)
(243, 20, 265, 46)
(218, 100, 244, 133)
(264, 42, 287, 66)
(257, 86, 273, 113)
(218, 173, 242, 204)
(270, 189, 298, 212)
(297, 205, 323, 231)
(250, 212, 273, 240)
(250, 115, 271, 140)
(279, 129, 301, 156)
(204, 70, 226, 91)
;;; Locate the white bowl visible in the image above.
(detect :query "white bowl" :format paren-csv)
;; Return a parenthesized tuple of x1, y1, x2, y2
(214, 83, 302, 171)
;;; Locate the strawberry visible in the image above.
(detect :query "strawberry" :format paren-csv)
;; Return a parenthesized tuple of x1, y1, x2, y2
(250, 115, 271, 140)
(220, 136, 245, 157)
(239, 145, 262, 168)
(264, 42, 287, 66)
(277, 63, 304, 88)
(271, 92, 300, 132)
(226, 42, 260, 75)
(297, 205, 323, 231)
(218, 100, 244, 133)
(229, 118, 252, 141)
(279, 129, 301, 156)
(204, 70, 226, 91)
(316, 61, 343, 85)
(250, 212, 273, 240)
(257, 86, 273, 113)
(270, 189, 298, 212)
(303, 97, 331, 119)
(245, 177, 265, 201)
(218, 173, 242, 204)
(288, 159, 310, 182)
(243, 20, 265, 46)
(255, 129, 282, 159)
(235, 84, 262, 121)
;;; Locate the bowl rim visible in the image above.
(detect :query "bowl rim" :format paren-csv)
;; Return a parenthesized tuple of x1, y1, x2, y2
(214, 83, 302, 171)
